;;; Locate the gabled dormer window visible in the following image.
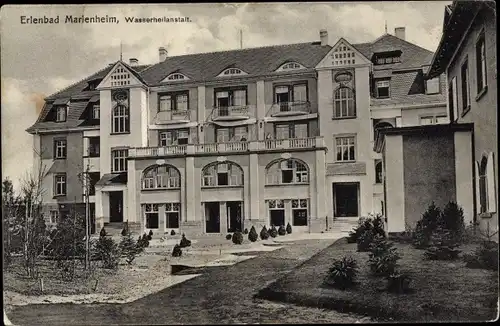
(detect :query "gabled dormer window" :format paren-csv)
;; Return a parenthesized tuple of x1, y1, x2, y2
(164, 73, 189, 82)
(56, 106, 67, 122)
(276, 62, 306, 72)
(218, 68, 247, 77)
(373, 51, 402, 65)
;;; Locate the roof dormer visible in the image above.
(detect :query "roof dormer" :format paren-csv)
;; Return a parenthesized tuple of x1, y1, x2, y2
(97, 62, 144, 89)
(372, 50, 403, 65)
(316, 37, 371, 69)
(217, 67, 248, 77)
(161, 72, 190, 82)
(275, 61, 306, 72)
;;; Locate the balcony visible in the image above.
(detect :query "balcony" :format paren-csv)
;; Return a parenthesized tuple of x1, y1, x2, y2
(267, 101, 311, 117)
(154, 110, 191, 125)
(211, 105, 252, 121)
(128, 137, 325, 158)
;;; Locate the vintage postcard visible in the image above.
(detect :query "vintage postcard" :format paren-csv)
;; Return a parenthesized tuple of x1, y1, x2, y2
(1, 2, 498, 325)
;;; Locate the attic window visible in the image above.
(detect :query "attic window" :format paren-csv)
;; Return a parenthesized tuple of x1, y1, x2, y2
(373, 51, 402, 65)
(277, 62, 305, 71)
(110, 66, 131, 87)
(165, 73, 188, 81)
(56, 106, 67, 122)
(218, 68, 247, 77)
(332, 44, 355, 66)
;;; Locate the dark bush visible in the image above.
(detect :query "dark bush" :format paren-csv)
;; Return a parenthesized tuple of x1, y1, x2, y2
(248, 226, 258, 242)
(121, 221, 129, 236)
(386, 272, 412, 294)
(278, 225, 286, 236)
(260, 226, 269, 240)
(232, 231, 244, 245)
(139, 233, 150, 248)
(348, 218, 369, 243)
(354, 214, 386, 251)
(372, 214, 386, 238)
(179, 234, 192, 248)
(464, 240, 499, 271)
(243, 228, 249, 235)
(269, 226, 278, 238)
(424, 226, 461, 260)
(93, 234, 120, 269)
(357, 225, 374, 252)
(324, 256, 358, 290)
(170, 230, 176, 236)
(368, 235, 401, 276)
(226, 234, 233, 240)
(172, 244, 182, 257)
(412, 202, 441, 249)
(100, 227, 107, 237)
(147, 230, 153, 241)
(286, 222, 292, 234)
(119, 232, 141, 265)
(440, 201, 465, 243)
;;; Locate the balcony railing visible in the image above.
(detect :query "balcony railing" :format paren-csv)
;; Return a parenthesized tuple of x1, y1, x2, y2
(267, 101, 312, 117)
(211, 105, 252, 121)
(128, 137, 324, 158)
(154, 110, 191, 124)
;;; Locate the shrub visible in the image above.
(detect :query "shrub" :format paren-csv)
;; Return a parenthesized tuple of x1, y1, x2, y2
(172, 244, 182, 257)
(260, 226, 269, 240)
(138, 233, 150, 248)
(179, 234, 191, 248)
(386, 272, 412, 294)
(99, 227, 107, 237)
(354, 214, 386, 251)
(226, 234, 233, 240)
(232, 231, 244, 245)
(424, 226, 461, 260)
(147, 230, 153, 241)
(119, 232, 141, 265)
(286, 222, 292, 234)
(412, 202, 441, 249)
(269, 226, 278, 238)
(248, 226, 258, 242)
(368, 235, 401, 276)
(357, 226, 374, 252)
(348, 217, 370, 243)
(440, 201, 465, 243)
(93, 234, 120, 269)
(121, 221, 129, 236)
(243, 228, 249, 235)
(324, 256, 358, 290)
(278, 225, 286, 236)
(464, 240, 499, 271)
(372, 214, 386, 238)
(170, 230, 176, 236)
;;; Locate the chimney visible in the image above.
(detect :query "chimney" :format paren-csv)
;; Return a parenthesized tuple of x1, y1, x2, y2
(320, 29, 328, 46)
(159, 47, 168, 62)
(129, 58, 139, 66)
(395, 27, 406, 40)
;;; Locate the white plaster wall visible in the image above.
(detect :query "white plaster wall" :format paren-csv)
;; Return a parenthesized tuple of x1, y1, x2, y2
(401, 105, 448, 126)
(454, 131, 474, 225)
(385, 135, 405, 232)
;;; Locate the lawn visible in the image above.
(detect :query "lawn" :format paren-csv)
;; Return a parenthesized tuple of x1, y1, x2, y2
(256, 238, 499, 322)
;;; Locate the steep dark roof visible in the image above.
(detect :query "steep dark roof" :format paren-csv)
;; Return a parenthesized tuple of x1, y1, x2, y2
(140, 42, 332, 85)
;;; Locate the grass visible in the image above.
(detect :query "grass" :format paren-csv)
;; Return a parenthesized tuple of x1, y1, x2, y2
(257, 238, 499, 322)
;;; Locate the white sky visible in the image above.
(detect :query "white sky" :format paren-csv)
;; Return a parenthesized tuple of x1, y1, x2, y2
(1, 2, 451, 189)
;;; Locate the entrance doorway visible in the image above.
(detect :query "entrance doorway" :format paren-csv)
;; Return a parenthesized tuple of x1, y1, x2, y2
(333, 183, 359, 217)
(227, 201, 243, 232)
(109, 191, 123, 222)
(205, 202, 220, 233)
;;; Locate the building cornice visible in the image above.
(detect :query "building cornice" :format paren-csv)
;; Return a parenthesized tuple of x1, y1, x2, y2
(370, 101, 447, 111)
(28, 126, 100, 135)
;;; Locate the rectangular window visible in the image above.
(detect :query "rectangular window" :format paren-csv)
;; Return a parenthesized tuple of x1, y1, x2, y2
(144, 204, 159, 229)
(419, 114, 448, 125)
(476, 32, 487, 93)
(159, 129, 189, 146)
(158, 92, 189, 112)
(461, 59, 470, 113)
(215, 88, 247, 108)
(92, 104, 100, 120)
(50, 210, 59, 224)
(274, 83, 308, 109)
(426, 77, 440, 94)
(292, 199, 308, 226)
(54, 139, 67, 159)
(165, 203, 180, 229)
(449, 77, 458, 121)
(56, 106, 67, 122)
(216, 126, 247, 142)
(111, 149, 128, 172)
(335, 136, 356, 162)
(420, 116, 435, 125)
(112, 105, 129, 133)
(275, 123, 308, 139)
(88, 137, 100, 157)
(54, 174, 66, 196)
(376, 80, 390, 98)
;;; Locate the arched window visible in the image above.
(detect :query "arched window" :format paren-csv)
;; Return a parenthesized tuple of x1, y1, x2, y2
(165, 73, 189, 81)
(218, 68, 247, 77)
(266, 159, 309, 185)
(202, 162, 243, 187)
(373, 121, 393, 140)
(142, 165, 180, 189)
(333, 86, 356, 118)
(375, 160, 383, 184)
(479, 156, 488, 213)
(276, 62, 305, 71)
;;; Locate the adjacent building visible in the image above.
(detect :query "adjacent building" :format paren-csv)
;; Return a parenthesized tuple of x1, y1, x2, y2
(376, 1, 497, 239)
(27, 27, 447, 237)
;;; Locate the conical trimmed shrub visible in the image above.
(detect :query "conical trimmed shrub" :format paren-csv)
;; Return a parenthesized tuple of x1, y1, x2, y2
(286, 222, 292, 234)
(260, 226, 269, 240)
(248, 226, 258, 242)
(278, 225, 286, 236)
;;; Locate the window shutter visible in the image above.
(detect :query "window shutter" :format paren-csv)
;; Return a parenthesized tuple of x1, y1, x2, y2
(487, 152, 497, 213)
(475, 161, 481, 215)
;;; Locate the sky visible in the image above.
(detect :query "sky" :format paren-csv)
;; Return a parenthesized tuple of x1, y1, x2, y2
(1, 2, 451, 190)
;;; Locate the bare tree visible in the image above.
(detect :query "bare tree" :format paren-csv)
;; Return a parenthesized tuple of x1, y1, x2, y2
(2, 178, 24, 268)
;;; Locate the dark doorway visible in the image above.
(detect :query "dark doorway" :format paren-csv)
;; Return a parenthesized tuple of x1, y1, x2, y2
(270, 210, 285, 227)
(333, 183, 359, 217)
(109, 191, 123, 222)
(227, 201, 243, 232)
(205, 202, 220, 233)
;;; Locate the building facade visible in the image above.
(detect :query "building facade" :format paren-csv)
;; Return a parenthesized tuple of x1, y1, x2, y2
(426, 1, 497, 238)
(27, 28, 447, 237)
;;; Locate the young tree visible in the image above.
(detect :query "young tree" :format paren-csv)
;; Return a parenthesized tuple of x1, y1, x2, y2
(2, 178, 23, 268)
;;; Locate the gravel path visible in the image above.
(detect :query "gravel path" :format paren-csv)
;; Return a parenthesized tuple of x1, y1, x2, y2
(6, 239, 367, 325)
